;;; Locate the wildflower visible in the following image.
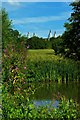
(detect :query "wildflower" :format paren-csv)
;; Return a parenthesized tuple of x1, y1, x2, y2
(15, 67, 18, 71)
(3, 49, 7, 53)
(23, 82, 26, 84)
(24, 66, 26, 70)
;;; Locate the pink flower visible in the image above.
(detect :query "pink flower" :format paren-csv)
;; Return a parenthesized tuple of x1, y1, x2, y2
(15, 67, 18, 71)
(23, 82, 26, 84)
(24, 66, 26, 70)
(3, 49, 7, 53)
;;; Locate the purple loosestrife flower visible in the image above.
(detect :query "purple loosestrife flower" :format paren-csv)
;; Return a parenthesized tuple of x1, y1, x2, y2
(15, 67, 19, 71)
(24, 66, 26, 70)
(23, 82, 26, 84)
(3, 49, 7, 53)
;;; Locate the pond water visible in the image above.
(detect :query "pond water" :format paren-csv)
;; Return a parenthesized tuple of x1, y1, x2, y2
(30, 81, 80, 107)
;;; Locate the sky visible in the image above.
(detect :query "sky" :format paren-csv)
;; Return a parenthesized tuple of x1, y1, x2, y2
(2, 1, 73, 38)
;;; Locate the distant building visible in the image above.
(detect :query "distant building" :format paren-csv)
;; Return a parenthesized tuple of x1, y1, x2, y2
(48, 30, 53, 40)
(53, 31, 56, 38)
(33, 33, 36, 37)
(48, 30, 56, 40)
(27, 30, 56, 40)
(27, 32, 30, 39)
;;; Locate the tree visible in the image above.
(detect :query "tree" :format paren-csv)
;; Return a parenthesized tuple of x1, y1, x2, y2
(26, 36, 52, 49)
(50, 36, 64, 54)
(62, 1, 80, 60)
(2, 8, 12, 48)
(2, 9, 27, 50)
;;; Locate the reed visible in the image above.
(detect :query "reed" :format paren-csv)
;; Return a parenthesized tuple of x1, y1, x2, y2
(26, 49, 80, 83)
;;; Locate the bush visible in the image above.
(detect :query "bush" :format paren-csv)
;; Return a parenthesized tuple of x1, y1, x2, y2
(50, 36, 64, 55)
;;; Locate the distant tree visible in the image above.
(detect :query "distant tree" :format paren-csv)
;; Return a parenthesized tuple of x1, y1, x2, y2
(50, 36, 55, 42)
(62, 1, 80, 60)
(26, 36, 39, 49)
(26, 36, 51, 49)
(11, 29, 20, 39)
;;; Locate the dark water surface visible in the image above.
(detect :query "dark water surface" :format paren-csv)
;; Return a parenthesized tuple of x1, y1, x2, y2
(30, 81, 80, 107)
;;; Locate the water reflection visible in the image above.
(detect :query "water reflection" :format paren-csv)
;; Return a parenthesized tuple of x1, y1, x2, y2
(33, 100, 59, 108)
(30, 81, 80, 107)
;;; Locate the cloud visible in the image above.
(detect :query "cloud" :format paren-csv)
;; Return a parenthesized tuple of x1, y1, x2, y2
(13, 13, 70, 25)
(7, 0, 21, 6)
(2, 0, 23, 12)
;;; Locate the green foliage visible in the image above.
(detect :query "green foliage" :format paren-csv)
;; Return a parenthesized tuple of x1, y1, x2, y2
(2, 8, 27, 49)
(26, 36, 52, 49)
(50, 36, 64, 55)
(2, 8, 12, 48)
(2, 32, 29, 119)
(2, 47, 80, 119)
(2, 42, 27, 91)
(62, 1, 80, 60)
(2, 86, 80, 120)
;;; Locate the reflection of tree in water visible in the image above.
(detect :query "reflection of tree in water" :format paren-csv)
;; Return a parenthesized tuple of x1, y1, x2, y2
(31, 82, 80, 105)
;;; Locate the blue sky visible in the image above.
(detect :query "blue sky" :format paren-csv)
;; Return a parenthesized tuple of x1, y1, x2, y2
(2, 2, 72, 38)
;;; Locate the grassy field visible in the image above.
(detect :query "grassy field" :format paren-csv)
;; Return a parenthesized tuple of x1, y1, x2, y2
(26, 49, 80, 82)
(27, 49, 65, 62)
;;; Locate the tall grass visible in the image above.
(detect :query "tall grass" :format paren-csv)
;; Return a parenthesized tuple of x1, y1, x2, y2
(26, 49, 80, 82)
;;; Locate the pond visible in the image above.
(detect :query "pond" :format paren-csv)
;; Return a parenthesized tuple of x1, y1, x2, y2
(30, 81, 80, 107)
